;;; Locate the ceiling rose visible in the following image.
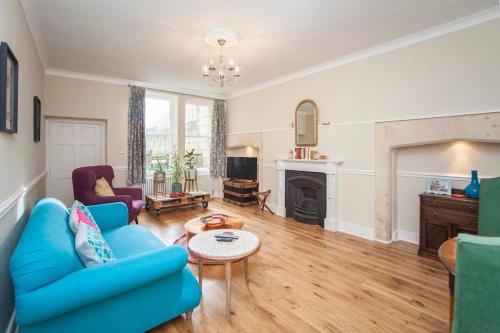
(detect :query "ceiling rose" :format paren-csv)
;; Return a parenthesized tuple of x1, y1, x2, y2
(202, 27, 240, 48)
(202, 28, 241, 87)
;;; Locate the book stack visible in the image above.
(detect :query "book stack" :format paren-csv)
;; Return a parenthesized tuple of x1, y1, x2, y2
(294, 147, 309, 159)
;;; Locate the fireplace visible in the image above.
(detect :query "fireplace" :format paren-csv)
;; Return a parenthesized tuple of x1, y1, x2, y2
(285, 170, 326, 227)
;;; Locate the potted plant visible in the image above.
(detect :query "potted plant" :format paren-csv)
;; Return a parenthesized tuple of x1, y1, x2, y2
(168, 148, 183, 192)
(184, 148, 198, 180)
(153, 158, 166, 183)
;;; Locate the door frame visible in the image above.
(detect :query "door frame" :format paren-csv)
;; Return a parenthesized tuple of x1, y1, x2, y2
(45, 117, 107, 200)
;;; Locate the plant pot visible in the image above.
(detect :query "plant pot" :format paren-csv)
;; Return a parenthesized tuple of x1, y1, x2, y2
(185, 168, 197, 180)
(153, 171, 165, 183)
(171, 182, 183, 193)
(465, 170, 480, 199)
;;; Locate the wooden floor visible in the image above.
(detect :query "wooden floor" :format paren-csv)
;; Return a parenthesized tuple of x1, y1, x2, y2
(141, 199, 449, 333)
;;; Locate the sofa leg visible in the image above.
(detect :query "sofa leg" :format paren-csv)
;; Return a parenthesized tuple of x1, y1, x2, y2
(185, 310, 193, 320)
(135, 217, 139, 224)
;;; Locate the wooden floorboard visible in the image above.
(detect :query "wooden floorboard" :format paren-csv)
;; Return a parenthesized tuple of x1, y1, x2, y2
(141, 199, 449, 333)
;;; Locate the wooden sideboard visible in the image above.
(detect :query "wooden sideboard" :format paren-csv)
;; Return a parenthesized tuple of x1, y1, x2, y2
(418, 193, 478, 258)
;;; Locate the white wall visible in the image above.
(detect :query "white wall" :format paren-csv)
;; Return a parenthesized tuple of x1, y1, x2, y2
(43, 75, 218, 188)
(43, 75, 130, 185)
(227, 18, 500, 241)
(0, 0, 45, 331)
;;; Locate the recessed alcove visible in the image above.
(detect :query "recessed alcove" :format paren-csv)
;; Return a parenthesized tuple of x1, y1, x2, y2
(375, 112, 500, 243)
(394, 141, 500, 243)
(222, 133, 263, 196)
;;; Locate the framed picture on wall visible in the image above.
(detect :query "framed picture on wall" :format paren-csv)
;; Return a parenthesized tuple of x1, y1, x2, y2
(34, 96, 41, 142)
(426, 178, 452, 195)
(0, 42, 19, 133)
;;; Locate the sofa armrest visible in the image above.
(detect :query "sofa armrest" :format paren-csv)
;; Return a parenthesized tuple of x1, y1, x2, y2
(87, 202, 129, 231)
(15, 245, 188, 326)
(93, 195, 132, 216)
(114, 187, 143, 201)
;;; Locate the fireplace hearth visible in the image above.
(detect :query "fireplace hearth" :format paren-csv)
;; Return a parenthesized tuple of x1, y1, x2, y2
(285, 170, 326, 227)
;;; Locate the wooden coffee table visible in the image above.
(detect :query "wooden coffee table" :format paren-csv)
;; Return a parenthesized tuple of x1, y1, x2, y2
(184, 216, 244, 241)
(188, 229, 260, 318)
(145, 192, 210, 216)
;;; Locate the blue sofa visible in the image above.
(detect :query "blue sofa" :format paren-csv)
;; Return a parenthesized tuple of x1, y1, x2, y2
(10, 198, 201, 333)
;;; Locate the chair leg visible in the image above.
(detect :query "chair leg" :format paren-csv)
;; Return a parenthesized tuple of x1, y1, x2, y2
(185, 309, 193, 320)
(135, 217, 139, 224)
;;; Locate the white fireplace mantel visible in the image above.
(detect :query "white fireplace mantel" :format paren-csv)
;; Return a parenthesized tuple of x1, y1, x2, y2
(276, 159, 343, 232)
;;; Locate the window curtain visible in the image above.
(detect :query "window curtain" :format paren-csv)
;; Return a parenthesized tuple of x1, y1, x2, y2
(127, 86, 146, 185)
(210, 99, 226, 177)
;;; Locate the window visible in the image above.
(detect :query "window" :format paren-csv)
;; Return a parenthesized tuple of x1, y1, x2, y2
(145, 92, 178, 175)
(185, 99, 213, 170)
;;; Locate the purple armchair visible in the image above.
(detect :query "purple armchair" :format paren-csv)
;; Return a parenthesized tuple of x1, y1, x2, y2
(72, 165, 143, 224)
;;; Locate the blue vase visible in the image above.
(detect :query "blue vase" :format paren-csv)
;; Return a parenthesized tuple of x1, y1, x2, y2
(464, 170, 480, 199)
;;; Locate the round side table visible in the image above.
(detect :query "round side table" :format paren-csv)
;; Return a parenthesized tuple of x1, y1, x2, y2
(188, 229, 260, 318)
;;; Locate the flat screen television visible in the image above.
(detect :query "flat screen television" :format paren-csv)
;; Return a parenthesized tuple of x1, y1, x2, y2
(226, 157, 257, 181)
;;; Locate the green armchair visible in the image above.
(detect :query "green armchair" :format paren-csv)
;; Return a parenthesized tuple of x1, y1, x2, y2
(452, 177, 500, 332)
(478, 177, 500, 236)
(452, 234, 500, 333)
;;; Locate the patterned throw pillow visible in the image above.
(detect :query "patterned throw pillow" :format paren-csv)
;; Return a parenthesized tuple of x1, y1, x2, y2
(75, 222, 116, 267)
(95, 177, 115, 197)
(69, 201, 100, 234)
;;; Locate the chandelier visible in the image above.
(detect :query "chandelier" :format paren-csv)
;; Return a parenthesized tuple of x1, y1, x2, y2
(202, 28, 241, 87)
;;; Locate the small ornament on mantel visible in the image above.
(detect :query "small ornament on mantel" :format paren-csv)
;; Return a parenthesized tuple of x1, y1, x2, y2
(310, 150, 319, 160)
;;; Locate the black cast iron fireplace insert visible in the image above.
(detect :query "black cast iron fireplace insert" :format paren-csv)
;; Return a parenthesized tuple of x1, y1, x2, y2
(285, 170, 326, 227)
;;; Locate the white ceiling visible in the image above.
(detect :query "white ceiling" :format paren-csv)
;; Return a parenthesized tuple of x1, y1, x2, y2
(20, 0, 499, 97)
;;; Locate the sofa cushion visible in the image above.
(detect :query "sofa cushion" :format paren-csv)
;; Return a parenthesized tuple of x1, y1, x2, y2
(10, 198, 83, 295)
(95, 177, 115, 197)
(102, 225, 165, 259)
(69, 201, 101, 234)
(75, 223, 117, 267)
(131, 200, 143, 215)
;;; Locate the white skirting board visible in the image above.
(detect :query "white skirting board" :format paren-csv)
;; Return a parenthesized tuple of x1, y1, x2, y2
(337, 220, 375, 241)
(392, 230, 419, 244)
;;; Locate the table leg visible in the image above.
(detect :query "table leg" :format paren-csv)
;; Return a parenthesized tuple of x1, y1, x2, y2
(225, 261, 231, 318)
(449, 273, 455, 331)
(244, 256, 250, 288)
(198, 256, 203, 293)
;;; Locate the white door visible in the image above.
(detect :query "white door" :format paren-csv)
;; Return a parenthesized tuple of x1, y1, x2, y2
(47, 119, 105, 206)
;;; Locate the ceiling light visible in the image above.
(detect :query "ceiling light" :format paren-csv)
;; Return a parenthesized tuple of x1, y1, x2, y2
(202, 28, 241, 88)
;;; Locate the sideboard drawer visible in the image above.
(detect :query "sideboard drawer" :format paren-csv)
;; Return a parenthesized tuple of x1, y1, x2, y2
(421, 207, 477, 228)
(421, 196, 478, 215)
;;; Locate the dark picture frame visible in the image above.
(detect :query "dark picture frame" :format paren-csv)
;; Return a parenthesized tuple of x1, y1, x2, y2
(0, 42, 19, 134)
(34, 96, 41, 142)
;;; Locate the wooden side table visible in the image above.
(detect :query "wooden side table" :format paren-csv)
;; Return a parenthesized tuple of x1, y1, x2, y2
(188, 229, 260, 318)
(184, 216, 244, 241)
(438, 237, 457, 331)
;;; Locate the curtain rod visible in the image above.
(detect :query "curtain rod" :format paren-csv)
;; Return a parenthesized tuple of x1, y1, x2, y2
(127, 84, 222, 101)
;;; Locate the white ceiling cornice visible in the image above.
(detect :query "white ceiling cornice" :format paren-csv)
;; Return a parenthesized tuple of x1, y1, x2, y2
(227, 6, 500, 99)
(23, 2, 499, 100)
(44, 68, 227, 100)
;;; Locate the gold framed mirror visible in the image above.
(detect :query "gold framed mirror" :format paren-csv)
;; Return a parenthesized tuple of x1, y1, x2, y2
(295, 99, 318, 147)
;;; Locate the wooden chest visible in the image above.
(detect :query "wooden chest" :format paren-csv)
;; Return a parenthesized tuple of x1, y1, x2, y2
(223, 179, 258, 207)
(418, 193, 478, 258)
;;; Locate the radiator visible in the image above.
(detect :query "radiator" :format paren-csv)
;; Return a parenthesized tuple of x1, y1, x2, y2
(141, 174, 212, 198)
